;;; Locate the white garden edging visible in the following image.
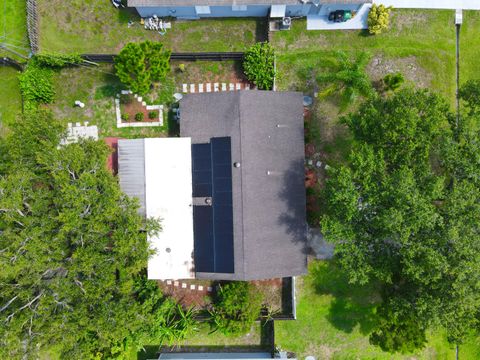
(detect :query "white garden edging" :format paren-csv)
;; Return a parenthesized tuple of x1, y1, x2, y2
(115, 91, 164, 128)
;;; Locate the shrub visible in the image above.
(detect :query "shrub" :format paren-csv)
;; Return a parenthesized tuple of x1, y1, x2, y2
(120, 94, 132, 105)
(148, 111, 157, 119)
(178, 63, 186, 72)
(368, 4, 392, 35)
(210, 282, 263, 336)
(18, 65, 55, 105)
(135, 112, 144, 121)
(243, 42, 275, 90)
(33, 53, 83, 68)
(383, 73, 404, 92)
(121, 113, 129, 121)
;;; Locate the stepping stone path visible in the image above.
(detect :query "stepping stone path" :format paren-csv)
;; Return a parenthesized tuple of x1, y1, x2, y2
(181, 81, 254, 94)
(163, 280, 212, 293)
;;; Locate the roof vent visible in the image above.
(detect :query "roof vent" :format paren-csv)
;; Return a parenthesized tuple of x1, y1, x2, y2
(166, 247, 171, 253)
(233, 162, 241, 168)
(205, 198, 212, 205)
(277, 124, 288, 128)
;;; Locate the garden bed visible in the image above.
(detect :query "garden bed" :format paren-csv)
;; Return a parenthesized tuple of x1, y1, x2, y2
(159, 277, 295, 319)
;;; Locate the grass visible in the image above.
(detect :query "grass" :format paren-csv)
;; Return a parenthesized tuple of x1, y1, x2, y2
(135, 321, 271, 360)
(38, 0, 264, 54)
(48, 64, 173, 138)
(0, 67, 22, 134)
(0, 0, 29, 60)
(276, 260, 480, 360)
(272, 10, 458, 101)
(459, 11, 480, 86)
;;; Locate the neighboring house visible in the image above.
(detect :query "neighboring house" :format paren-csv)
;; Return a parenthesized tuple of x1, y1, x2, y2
(127, 0, 371, 19)
(118, 91, 307, 281)
(155, 352, 294, 359)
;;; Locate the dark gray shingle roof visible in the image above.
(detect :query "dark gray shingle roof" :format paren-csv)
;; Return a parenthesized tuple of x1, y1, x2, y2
(181, 91, 307, 280)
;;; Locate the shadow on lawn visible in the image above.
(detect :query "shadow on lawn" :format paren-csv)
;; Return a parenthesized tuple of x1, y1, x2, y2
(309, 260, 379, 335)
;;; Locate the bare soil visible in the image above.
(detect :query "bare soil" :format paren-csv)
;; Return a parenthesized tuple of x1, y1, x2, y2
(120, 96, 159, 123)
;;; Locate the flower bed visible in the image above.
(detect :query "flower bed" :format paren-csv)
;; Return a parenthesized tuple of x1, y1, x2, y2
(115, 91, 163, 128)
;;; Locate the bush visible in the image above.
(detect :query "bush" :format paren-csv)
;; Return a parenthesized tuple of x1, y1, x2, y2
(121, 113, 129, 121)
(33, 53, 83, 68)
(210, 282, 263, 336)
(383, 73, 404, 92)
(368, 4, 392, 35)
(148, 111, 157, 119)
(135, 112, 144, 121)
(120, 94, 132, 105)
(18, 65, 55, 105)
(243, 42, 275, 90)
(178, 63, 186, 72)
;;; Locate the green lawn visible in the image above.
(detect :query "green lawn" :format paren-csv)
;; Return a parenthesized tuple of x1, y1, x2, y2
(0, 0, 29, 59)
(38, 0, 264, 54)
(272, 9, 457, 102)
(0, 67, 22, 134)
(276, 260, 480, 360)
(459, 11, 480, 86)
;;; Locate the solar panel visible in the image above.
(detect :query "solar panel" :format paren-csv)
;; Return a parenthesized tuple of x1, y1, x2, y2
(192, 137, 234, 274)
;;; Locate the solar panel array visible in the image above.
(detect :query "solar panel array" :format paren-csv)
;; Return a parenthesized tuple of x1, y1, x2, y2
(191, 137, 234, 273)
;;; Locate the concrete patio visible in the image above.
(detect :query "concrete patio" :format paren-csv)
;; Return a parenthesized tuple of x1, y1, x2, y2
(307, 4, 371, 31)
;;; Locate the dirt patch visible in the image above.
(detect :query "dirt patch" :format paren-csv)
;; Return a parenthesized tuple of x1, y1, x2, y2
(391, 10, 429, 32)
(366, 55, 432, 89)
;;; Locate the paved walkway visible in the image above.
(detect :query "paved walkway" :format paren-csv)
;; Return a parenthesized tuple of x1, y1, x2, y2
(182, 81, 252, 94)
(374, 0, 480, 10)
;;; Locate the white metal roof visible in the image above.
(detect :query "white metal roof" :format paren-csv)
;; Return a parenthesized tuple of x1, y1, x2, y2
(144, 138, 195, 280)
(270, 4, 286, 17)
(118, 138, 195, 280)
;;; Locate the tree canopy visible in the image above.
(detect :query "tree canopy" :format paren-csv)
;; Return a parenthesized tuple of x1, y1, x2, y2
(0, 110, 190, 358)
(321, 88, 480, 351)
(115, 41, 171, 95)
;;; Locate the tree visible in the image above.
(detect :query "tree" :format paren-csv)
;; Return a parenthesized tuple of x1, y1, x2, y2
(243, 42, 275, 90)
(210, 282, 263, 336)
(115, 41, 171, 95)
(317, 51, 374, 110)
(368, 4, 393, 35)
(0, 109, 167, 358)
(321, 89, 480, 350)
(459, 79, 480, 117)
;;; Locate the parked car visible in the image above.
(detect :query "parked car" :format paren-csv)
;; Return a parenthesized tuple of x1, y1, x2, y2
(328, 10, 352, 23)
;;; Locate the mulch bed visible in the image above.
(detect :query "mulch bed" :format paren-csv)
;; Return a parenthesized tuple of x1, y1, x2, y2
(120, 97, 159, 123)
(159, 278, 287, 313)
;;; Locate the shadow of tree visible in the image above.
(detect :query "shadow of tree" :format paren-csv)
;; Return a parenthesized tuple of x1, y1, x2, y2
(309, 260, 380, 335)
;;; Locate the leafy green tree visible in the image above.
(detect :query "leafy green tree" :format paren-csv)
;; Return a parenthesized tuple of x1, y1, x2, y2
(243, 42, 275, 90)
(115, 41, 171, 95)
(459, 79, 480, 117)
(0, 110, 167, 358)
(317, 51, 374, 110)
(321, 89, 480, 350)
(210, 282, 263, 336)
(368, 4, 393, 35)
(370, 301, 427, 353)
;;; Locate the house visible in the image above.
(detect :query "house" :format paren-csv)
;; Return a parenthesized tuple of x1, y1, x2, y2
(118, 91, 307, 281)
(127, 0, 371, 20)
